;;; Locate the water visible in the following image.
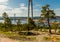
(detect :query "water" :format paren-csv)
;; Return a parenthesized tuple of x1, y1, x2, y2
(0, 19, 60, 24)
(0, 20, 28, 24)
(12, 19, 28, 24)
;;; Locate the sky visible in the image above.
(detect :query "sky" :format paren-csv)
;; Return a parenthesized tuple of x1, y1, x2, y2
(0, 0, 60, 17)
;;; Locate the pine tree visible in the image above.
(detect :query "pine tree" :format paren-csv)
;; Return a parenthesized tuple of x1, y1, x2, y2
(40, 5, 55, 34)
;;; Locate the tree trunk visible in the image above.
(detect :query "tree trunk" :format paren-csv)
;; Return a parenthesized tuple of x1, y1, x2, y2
(48, 19, 51, 34)
(47, 12, 51, 34)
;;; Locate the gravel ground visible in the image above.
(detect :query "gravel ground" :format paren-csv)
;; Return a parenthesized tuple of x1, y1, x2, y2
(0, 30, 60, 42)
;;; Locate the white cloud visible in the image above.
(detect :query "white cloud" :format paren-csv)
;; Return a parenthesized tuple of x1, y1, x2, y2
(3, 3, 28, 17)
(0, 0, 8, 3)
(54, 8, 60, 16)
(0, 3, 41, 17)
(20, 3, 25, 7)
(5, 7, 60, 17)
(0, 5, 12, 16)
(0, 2, 8, 5)
(0, 0, 8, 5)
(0, 5, 8, 10)
(0, 0, 9, 12)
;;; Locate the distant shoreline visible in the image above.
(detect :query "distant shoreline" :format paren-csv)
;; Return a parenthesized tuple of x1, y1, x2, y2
(0, 16, 60, 20)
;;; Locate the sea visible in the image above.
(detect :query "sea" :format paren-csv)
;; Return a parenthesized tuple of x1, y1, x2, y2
(0, 19, 60, 24)
(0, 16, 60, 24)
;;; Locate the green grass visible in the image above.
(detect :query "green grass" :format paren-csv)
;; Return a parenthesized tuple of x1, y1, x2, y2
(0, 31, 36, 40)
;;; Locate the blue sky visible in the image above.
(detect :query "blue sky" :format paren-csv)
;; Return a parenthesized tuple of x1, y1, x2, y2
(0, 0, 60, 17)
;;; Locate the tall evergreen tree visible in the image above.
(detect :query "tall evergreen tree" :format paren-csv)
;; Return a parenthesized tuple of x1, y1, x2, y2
(2, 12, 12, 31)
(40, 5, 55, 34)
